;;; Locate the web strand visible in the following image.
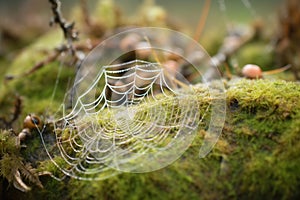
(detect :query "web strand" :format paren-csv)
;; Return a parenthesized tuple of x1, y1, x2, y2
(41, 59, 204, 180)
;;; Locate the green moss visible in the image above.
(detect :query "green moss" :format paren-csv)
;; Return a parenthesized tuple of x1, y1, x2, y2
(6, 31, 62, 76)
(222, 79, 300, 199)
(0, 129, 43, 194)
(3, 72, 300, 199)
(1, 78, 300, 200)
(0, 130, 19, 157)
(0, 130, 22, 184)
(2, 1, 299, 198)
(227, 79, 300, 121)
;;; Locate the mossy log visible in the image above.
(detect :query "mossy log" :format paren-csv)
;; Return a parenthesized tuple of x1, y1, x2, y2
(1, 79, 299, 200)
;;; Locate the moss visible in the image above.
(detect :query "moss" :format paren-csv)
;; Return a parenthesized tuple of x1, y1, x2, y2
(6, 31, 62, 76)
(227, 79, 300, 121)
(0, 129, 43, 195)
(1, 68, 299, 200)
(222, 79, 300, 199)
(2, 1, 298, 199)
(0, 130, 19, 157)
(1, 79, 298, 199)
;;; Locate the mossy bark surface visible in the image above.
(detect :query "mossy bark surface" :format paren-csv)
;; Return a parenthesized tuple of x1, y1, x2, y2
(1, 77, 299, 200)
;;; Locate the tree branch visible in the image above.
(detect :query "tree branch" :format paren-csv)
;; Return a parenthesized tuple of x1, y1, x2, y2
(49, 0, 78, 54)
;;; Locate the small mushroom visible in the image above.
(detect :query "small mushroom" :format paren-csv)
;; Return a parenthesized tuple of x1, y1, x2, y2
(23, 114, 42, 129)
(242, 64, 262, 79)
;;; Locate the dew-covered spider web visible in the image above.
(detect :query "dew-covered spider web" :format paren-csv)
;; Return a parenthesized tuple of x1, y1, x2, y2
(39, 26, 226, 180)
(43, 58, 208, 180)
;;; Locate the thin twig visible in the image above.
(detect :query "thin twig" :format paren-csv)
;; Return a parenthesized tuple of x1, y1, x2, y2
(80, 0, 91, 26)
(49, 0, 79, 54)
(263, 64, 291, 75)
(24, 52, 60, 76)
(0, 94, 22, 129)
(4, 39, 99, 81)
(11, 95, 22, 125)
(200, 26, 256, 81)
(194, 0, 211, 41)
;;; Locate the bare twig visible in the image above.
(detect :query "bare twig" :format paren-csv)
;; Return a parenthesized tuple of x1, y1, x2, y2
(80, 0, 91, 26)
(263, 64, 291, 75)
(4, 0, 98, 81)
(11, 94, 22, 125)
(25, 52, 60, 76)
(202, 26, 256, 81)
(49, 0, 79, 54)
(194, 0, 211, 41)
(4, 39, 99, 81)
(4, 51, 60, 81)
(0, 94, 22, 129)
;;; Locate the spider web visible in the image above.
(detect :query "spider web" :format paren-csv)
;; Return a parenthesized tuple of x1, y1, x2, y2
(44, 59, 205, 180)
(36, 22, 230, 180)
